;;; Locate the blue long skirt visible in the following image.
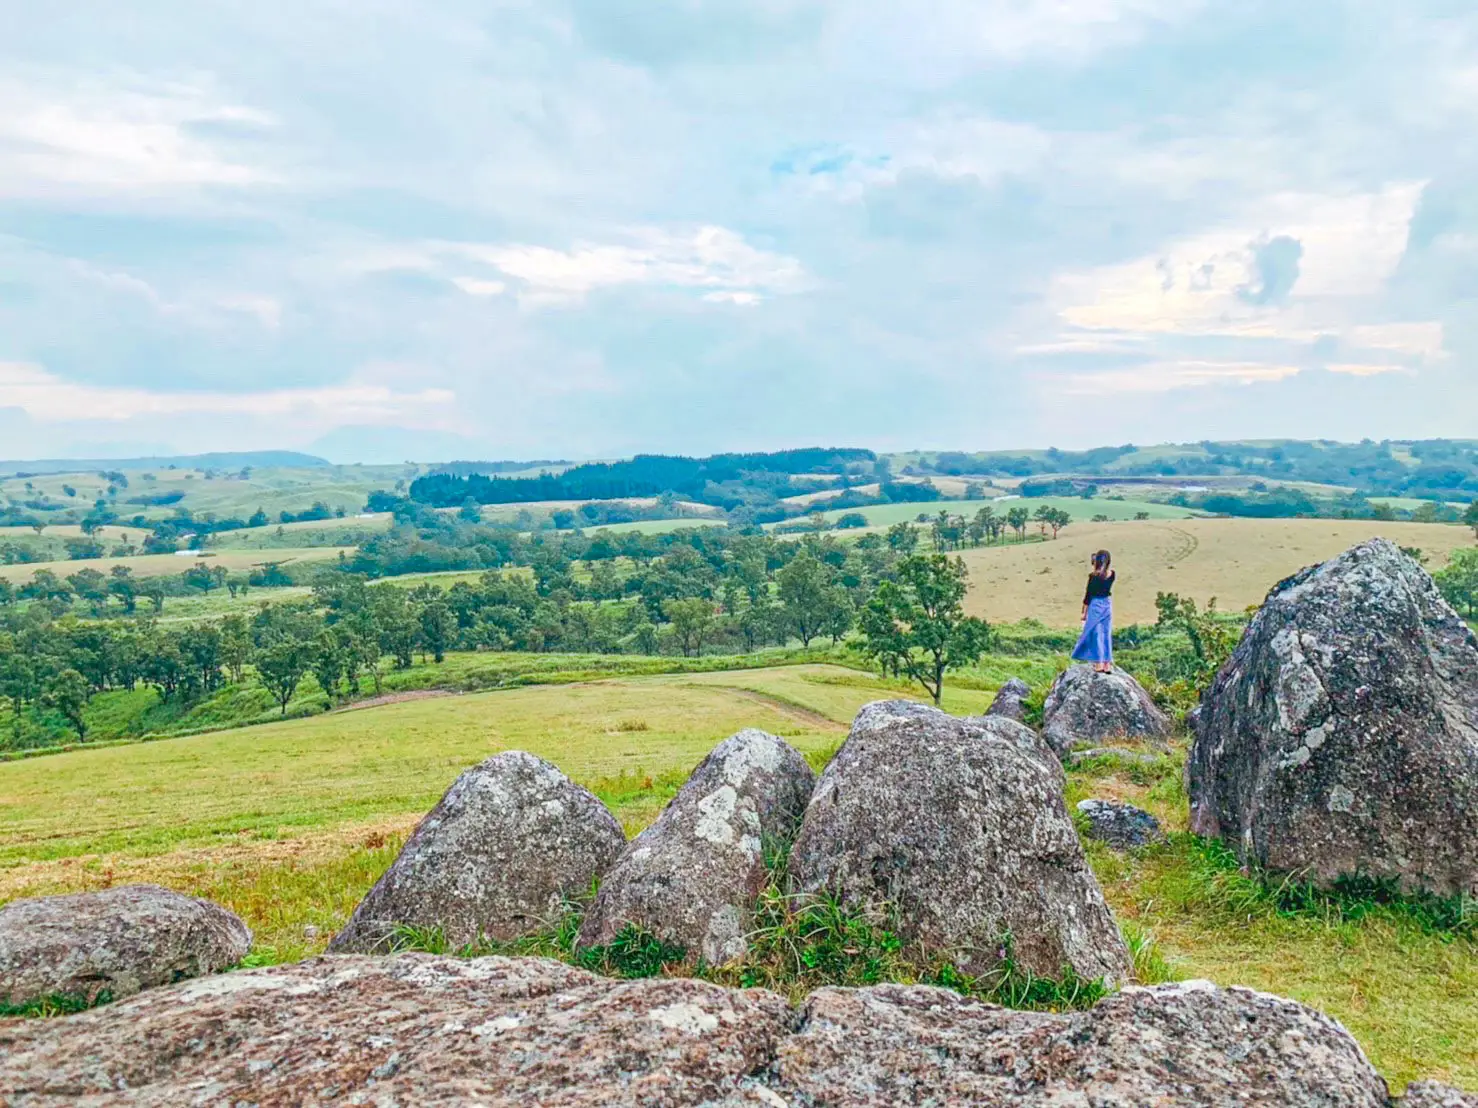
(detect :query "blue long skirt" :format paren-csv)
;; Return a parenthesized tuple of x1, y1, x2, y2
(1072, 597, 1113, 664)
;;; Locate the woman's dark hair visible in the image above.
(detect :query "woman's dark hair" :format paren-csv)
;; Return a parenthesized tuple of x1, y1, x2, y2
(1092, 550, 1112, 576)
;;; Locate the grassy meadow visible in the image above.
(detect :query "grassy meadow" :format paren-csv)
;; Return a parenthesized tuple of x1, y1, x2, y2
(0, 660, 1472, 1089)
(960, 516, 1475, 625)
(0, 546, 352, 585)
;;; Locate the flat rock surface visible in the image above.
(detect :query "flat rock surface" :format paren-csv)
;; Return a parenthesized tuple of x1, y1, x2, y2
(329, 751, 626, 953)
(772, 978, 1393, 1107)
(787, 700, 1131, 983)
(0, 884, 250, 1007)
(1402, 1084, 1478, 1107)
(578, 730, 814, 965)
(1189, 539, 1478, 896)
(0, 958, 1423, 1106)
(1042, 665, 1172, 755)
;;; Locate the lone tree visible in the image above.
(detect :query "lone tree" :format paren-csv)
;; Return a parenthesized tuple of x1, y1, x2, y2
(857, 554, 991, 706)
(1466, 500, 1478, 539)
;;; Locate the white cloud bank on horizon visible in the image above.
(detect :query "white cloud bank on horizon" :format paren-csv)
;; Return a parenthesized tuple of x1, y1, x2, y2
(2, 1, 1477, 459)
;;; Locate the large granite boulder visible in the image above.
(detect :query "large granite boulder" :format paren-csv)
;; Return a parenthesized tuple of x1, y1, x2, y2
(1188, 539, 1478, 897)
(578, 730, 814, 966)
(983, 676, 1031, 722)
(0, 957, 1418, 1105)
(1042, 665, 1172, 755)
(329, 751, 626, 953)
(0, 884, 250, 1006)
(787, 700, 1130, 984)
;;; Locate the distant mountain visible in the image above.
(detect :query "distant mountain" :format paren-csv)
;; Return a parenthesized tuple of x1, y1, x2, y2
(0, 451, 330, 476)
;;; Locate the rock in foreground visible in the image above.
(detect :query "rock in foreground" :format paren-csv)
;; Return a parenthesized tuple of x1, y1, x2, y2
(788, 700, 1130, 984)
(1189, 539, 1478, 897)
(0, 956, 1410, 1106)
(983, 676, 1031, 722)
(1402, 1084, 1478, 1107)
(578, 729, 814, 965)
(776, 978, 1392, 1106)
(1042, 665, 1172, 755)
(329, 751, 625, 953)
(1076, 798, 1165, 850)
(0, 884, 250, 1007)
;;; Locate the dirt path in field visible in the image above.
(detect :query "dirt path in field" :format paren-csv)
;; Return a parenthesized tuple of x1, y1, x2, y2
(330, 689, 456, 713)
(713, 687, 846, 731)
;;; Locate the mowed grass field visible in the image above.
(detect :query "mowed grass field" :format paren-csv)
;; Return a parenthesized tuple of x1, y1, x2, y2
(0, 546, 351, 584)
(961, 517, 1475, 626)
(0, 661, 1473, 1088)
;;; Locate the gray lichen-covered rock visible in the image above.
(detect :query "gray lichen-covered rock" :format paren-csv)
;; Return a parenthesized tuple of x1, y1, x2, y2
(329, 751, 625, 953)
(1042, 665, 1172, 755)
(0, 954, 795, 1106)
(787, 700, 1130, 984)
(983, 676, 1031, 722)
(1402, 1083, 1478, 1107)
(578, 730, 814, 965)
(769, 978, 1393, 1106)
(1188, 539, 1478, 897)
(0, 884, 250, 1006)
(1076, 798, 1165, 850)
(0, 959, 1413, 1106)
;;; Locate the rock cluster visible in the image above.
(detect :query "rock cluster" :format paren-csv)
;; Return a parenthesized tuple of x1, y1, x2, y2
(577, 729, 814, 965)
(1076, 798, 1165, 850)
(1042, 665, 1171, 755)
(0, 955, 1425, 1106)
(1189, 539, 1478, 897)
(788, 700, 1131, 983)
(329, 751, 626, 953)
(0, 884, 250, 1007)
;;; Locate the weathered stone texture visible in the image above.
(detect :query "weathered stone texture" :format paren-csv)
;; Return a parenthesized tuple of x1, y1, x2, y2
(578, 729, 814, 965)
(329, 751, 626, 952)
(787, 700, 1131, 983)
(1189, 539, 1478, 896)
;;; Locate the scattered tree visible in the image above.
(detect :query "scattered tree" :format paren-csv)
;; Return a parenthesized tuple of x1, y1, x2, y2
(856, 554, 990, 705)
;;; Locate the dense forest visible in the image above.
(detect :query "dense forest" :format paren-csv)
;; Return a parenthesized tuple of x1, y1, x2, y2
(409, 448, 879, 509)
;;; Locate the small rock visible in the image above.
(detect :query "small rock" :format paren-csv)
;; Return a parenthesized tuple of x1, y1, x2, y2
(578, 730, 815, 965)
(329, 751, 625, 953)
(983, 677, 1031, 723)
(1076, 798, 1165, 850)
(0, 884, 251, 1006)
(787, 700, 1130, 984)
(1042, 666, 1171, 755)
(1189, 539, 1478, 897)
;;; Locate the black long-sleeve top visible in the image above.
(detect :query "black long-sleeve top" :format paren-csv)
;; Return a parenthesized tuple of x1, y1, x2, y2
(1083, 571, 1115, 604)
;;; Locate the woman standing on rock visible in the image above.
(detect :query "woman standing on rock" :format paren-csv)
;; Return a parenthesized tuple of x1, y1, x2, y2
(1072, 550, 1115, 673)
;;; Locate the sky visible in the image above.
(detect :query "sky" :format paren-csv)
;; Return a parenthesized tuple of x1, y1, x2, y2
(1, 1, 1475, 463)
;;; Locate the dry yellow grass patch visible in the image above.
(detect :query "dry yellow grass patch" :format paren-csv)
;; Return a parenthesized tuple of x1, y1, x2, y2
(961, 517, 1474, 626)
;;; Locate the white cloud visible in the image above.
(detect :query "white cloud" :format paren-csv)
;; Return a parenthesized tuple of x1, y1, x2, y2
(435, 226, 807, 308)
(0, 74, 278, 199)
(1053, 184, 1426, 337)
(450, 277, 507, 298)
(1060, 360, 1303, 395)
(0, 362, 453, 424)
(1325, 363, 1411, 377)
